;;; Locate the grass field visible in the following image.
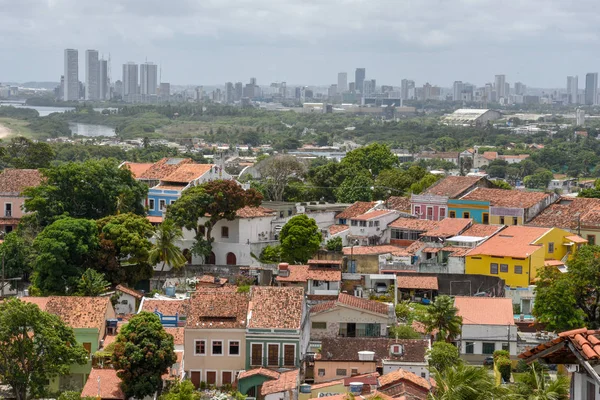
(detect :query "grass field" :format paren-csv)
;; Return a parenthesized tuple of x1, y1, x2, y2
(0, 118, 34, 138)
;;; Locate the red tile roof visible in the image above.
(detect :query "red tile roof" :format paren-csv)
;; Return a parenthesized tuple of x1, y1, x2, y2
(461, 224, 502, 238)
(116, 284, 144, 300)
(81, 369, 124, 399)
(22, 297, 113, 331)
(147, 215, 163, 223)
(162, 163, 213, 183)
(238, 367, 281, 380)
(164, 327, 185, 345)
(519, 327, 600, 361)
(378, 368, 432, 391)
(351, 210, 396, 221)
(528, 197, 600, 229)
(466, 225, 550, 258)
(566, 235, 588, 244)
(235, 206, 275, 218)
(461, 188, 552, 209)
(308, 259, 343, 266)
(396, 275, 438, 290)
(329, 224, 349, 235)
(276, 265, 342, 282)
(389, 217, 438, 231)
(121, 162, 153, 179)
(141, 299, 189, 316)
(196, 275, 227, 285)
(261, 369, 299, 395)
(310, 293, 390, 315)
(319, 337, 428, 364)
(422, 218, 471, 238)
(336, 202, 377, 220)
(138, 158, 193, 180)
(0, 169, 42, 194)
(386, 196, 411, 212)
(454, 296, 515, 326)
(310, 380, 345, 390)
(20, 297, 51, 311)
(248, 286, 304, 329)
(423, 176, 483, 198)
(186, 291, 249, 329)
(342, 245, 402, 256)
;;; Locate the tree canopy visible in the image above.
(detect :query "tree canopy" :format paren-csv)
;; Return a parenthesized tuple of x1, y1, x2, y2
(428, 341, 461, 373)
(417, 295, 463, 342)
(279, 214, 322, 264)
(256, 155, 307, 201)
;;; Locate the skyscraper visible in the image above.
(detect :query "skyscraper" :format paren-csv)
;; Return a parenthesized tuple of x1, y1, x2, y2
(567, 76, 578, 104)
(453, 81, 464, 101)
(122, 62, 139, 100)
(494, 75, 506, 99)
(400, 79, 415, 100)
(514, 82, 525, 96)
(64, 49, 79, 101)
(234, 82, 243, 101)
(585, 73, 598, 105)
(355, 68, 365, 93)
(85, 50, 99, 101)
(337, 72, 348, 93)
(99, 58, 108, 100)
(140, 62, 158, 96)
(225, 82, 234, 103)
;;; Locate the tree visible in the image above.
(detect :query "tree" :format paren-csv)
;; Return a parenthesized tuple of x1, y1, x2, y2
(326, 237, 343, 252)
(524, 168, 553, 190)
(149, 220, 187, 282)
(388, 325, 421, 339)
(0, 298, 88, 400)
(112, 312, 177, 399)
(256, 155, 307, 201)
(77, 268, 110, 296)
(459, 157, 473, 176)
(409, 173, 442, 194)
(23, 159, 148, 226)
(418, 295, 462, 342)
(258, 245, 283, 263)
(96, 213, 155, 285)
(510, 363, 569, 400)
(279, 214, 322, 264)
(335, 172, 374, 203)
(340, 143, 397, 178)
(533, 246, 600, 331)
(0, 231, 34, 289)
(32, 217, 99, 295)
(491, 180, 512, 190)
(429, 363, 507, 400)
(1, 136, 55, 169)
(159, 380, 200, 400)
(428, 342, 461, 373)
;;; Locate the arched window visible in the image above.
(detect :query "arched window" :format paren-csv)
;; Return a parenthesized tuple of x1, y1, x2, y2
(207, 252, 216, 265)
(226, 252, 237, 265)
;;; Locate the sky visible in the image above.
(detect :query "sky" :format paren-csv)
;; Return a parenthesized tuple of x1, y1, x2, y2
(1, 0, 600, 88)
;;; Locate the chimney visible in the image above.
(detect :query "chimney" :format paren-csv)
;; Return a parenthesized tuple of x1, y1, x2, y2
(278, 263, 289, 271)
(358, 351, 375, 361)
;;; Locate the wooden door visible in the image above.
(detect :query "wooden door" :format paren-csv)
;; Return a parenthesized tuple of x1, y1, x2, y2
(222, 371, 232, 385)
(191, 371, 201, 388)
(206, 371, 216, 385)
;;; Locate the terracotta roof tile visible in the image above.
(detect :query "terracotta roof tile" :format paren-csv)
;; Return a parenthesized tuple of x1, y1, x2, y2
(565, 235, 588, 244)
(141, 299, 190, 317)
(248, 286, 304, 329)
(116, 284, 144, 300)
(423, 176, 483, 198)
(396, 275, 438, 290)
(81, 369, 124, 399)
(153, 183, 187, 191)
(186, 291, 249, 329)
(461, 188, 552, 209)
(336, 202, 377, 220)
(320, 337, 428, 365)
(422, 218, 471, 238)
(342, 245, 402, 256)
(308, 259, 343, 266)
(235, 206, 275, 218)
(147, 216, 163, 223)
(164, 327, 184, 345)
(0, 169, 42, 194)
(528, 197, 600, 229)
(386, 196, 411, 212)
(238, 367, 281, 380)
(329, 224, 349, 235)
(310, 293, 390, 316)
(466, 225, 550, 258)
(138, 158, 193, 180)
(20, 297, 51, 311)
(378, 368, 432, 391)
(309, 300, 337, 314)
(519, 327, 600, 362)
(162, 163, 213, 183)
(351, 210, 396, 221)
(454, 296, 514, 326)
(461, 224, 502, 238)
(261, 369, 299, 396)
(23, 297, 113, 331)
(389, 217, 438, 231)
(121, 162, 153, 179)
(276, 265, 342, 282)
(196, 275, 227, 285)
(309, 380, 345, 390)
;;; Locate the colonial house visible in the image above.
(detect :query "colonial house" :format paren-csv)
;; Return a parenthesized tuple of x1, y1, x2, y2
(0, 168, 42, 234)
(113, 285, 144, 315)
(21, 296, 116, 392)
(309, 293, 392, 343)
(347, 210, 400, 246)
(377, 368, 434, 400)
(448, 188, 558, 225)
(237, 368, 300, 400)
(276, 262, 342, 301)
(335, 201, 379, 226)
(519, 327, 600, 400)
(410, 176, 493, 221)
(388, 217, 438, 247)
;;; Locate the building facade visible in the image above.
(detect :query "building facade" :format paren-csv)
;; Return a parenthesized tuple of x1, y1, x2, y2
(64, 49, 79, 101)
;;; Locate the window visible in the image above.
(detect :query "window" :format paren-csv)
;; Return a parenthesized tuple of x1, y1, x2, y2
(83, 342, 92, 355)
(514, 265, 523, 274)
(351, 220, 358, 226)
(500, 264, 508, 273)
(586, 381, 596, 400)
(482, 342, 495, 354)
(267, 344, 279, 366)
(159, 199, 166, 211)
(513, 217, 518, 225)
(5, 203, 11, 217)
(194, 340, 206, 355)
(229, 341, 240, 356)
(414, 206, 421, 216)
(502, 343, 509, 351)
(212, 340, 223, 355)
(449, 211, 456, 218)
(251, 343, 263, 366)
(221, 226, 229, 238)
(339, 218, 347, 225)
(500, 216, 505, 225)
(318, 369, 325, 377)
(463, 212, 470, 219)
(548, 242, 555, 253)
(359, 221, 367, 227)
(426, 207, 433, 220)
(288, 210, 293, 216)
(222, 371, 233, 385)
(336, 369, 347, 376)
(465, 342, 474, 354)
(351, 368, 359, 376)
(374, 220, 380, 227)
(482, 213, 489, 224)
(588, 235, 596, 245)
(490, 263, 499, 274)
(368, 221, 373, 227)
(279, 211, 284, 218)
(421, 373, 427, 378)
(312, 321, 327, 329)
(439, 208, 446, 219)
(283, 344, 295, 367)
(148, 199, 155, 210)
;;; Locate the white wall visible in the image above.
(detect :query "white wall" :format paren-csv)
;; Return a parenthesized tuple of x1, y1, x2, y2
(114, 292, 137, 314)
(572, 371, 600, 400)
(447, 256, 465, 274)
(382, 362, 429, 381)
(459, 325, 518, 356)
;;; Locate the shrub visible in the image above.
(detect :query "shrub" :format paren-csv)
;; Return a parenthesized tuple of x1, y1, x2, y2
(496, 356, 512, 383)
(389, 325, 421, 339)
(493, 349, 510, 361)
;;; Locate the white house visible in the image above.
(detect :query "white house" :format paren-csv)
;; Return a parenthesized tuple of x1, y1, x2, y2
(114, 285, 144, 315)
(454, 296, 517, 362)
(348, 210, 400, 246)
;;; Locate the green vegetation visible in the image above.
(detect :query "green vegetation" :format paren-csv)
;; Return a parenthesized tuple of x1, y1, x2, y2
(326, 236, 343, 251)
(76, 268, 110, 296)
(149, 220, 187, 279)
(388, 324, 422, 339)
(417, 295, 462, 342)
(428, 342, 461, 373)
(279, 214, 322, 264)
(159, 380, 200, 400)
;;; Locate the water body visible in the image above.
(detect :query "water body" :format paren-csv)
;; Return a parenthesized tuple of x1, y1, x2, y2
(68, 122, 116, 137)
(0, 104, 114, 117)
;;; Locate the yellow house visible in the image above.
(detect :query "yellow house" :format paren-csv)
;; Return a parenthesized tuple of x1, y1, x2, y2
(465, 225, 586, 287)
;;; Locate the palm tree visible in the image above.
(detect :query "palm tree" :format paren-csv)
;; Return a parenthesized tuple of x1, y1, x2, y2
(77, 268, 110, 296)
(429, 363, 508, 400)
(149, 220, 187, 290)
(420, 295, 463, 341)
(511, 363, 569, 400)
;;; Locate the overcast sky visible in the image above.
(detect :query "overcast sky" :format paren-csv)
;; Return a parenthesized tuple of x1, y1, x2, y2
(1, 0, 599, 88)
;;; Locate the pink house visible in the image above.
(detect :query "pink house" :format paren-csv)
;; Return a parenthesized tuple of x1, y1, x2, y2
(410, 176, 492, 221)
(0, 169, 42, 233)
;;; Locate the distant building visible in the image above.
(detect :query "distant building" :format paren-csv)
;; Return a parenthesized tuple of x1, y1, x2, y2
(453, 81, 464, 101)
(235, 82, 243, 101)
(122, 62, 139, 100)
(585, 72, 598, 105)
(443, 109, 502, 126)
(400, 79, 415, 100)
(514, 81, 526, 96)
(64, 49, 79, 101)
(355, 68, 366, 93)
(225, 82, 234, 103)
(99, 59, 109, 100)
(140, 62, 158, 96)
(494, 74, 506, 99)
(567, 75, 578, 104)
(337, 72, 348, 93)
(85, 50, 99, 101)
(159, 82, 170, 98)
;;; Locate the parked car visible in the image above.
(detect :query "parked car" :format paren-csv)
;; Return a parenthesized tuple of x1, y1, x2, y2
(483, 356, 494, 366)
(375, 283, 388, 293)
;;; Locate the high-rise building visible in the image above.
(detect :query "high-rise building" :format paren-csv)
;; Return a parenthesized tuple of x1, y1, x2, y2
(494, 75, 506, 99)
(234, 82, 243, 101)
(585, 73, 598, 105)
(64, 49, 79, 101)
(99, 59, 109, 100)
(337, 72, 348, 93)
(225, 82, 234, 103)
(349, 82, 356, 93)
(355, 68, 366, 93)
(279, 82, 287, 98)
(567, 76, 578, 104)
(328, 84, 338, 97)
(363, 80, 374, 97)
(514, 82, 525, 96)
(122, 62, 139, 100)
(140, 62, 158, 96)
(84, 50, 99, 101)
(400, 79, 415, 100)
(453, 81, 464, 101)
(159, 82, 170, 98)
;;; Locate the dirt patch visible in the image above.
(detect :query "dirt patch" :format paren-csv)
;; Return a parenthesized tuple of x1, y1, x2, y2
(0, 123, 12, 138)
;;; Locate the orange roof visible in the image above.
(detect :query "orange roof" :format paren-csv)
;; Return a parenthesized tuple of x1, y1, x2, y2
(454, 296, 515, 326)
(235, 206, 275, 218)
(238, 367, 281, 380)
(544, 259, 565, 267)
(122, 162, 153, 179)
(336, 201, 377, 220)
(352, 210, 396, 221)
(138, 158, 193, 180)
(147, 215, 163, 223)
(342, 245, 401, 256)
(196, 275, 227, 285)
(186, 291, 249, 329)
(466, 225, 550, 258)
(309, 380, 344, 390)
(396, 275, 438, 290)
(164, 327, 184, 345)
(329, 224, 349, 235)
(141, 299, 189, 316)
(81, 369, 124, 399)
(528, 197, 600, 230)
(482, 151, 498, 160)
(519, 327, 600, 361)
(248, 287, 304, 329)
(163, 163, 213, 183)
(276, 265, 341, 282)
(0, 169, 42, 194)
(461, 188, 552, 209)
(22, 297, 112, 331)
(421, 247, 441, 253)
(261, 369, 299, 395)
(386, 196, 411, 212)
(565, 235, 588, 244)
(389, 217, 438, 231)
(422, 218, 471, 238)
(310, 293, 390, 315)
(461, 224, 502, 237)
(20, 297, 51, 311)
(115, 284, 144, 300)
(378, 368, 432, 391)
(423, 176, 483, 198)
